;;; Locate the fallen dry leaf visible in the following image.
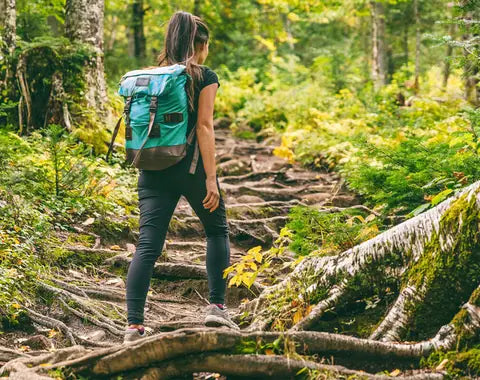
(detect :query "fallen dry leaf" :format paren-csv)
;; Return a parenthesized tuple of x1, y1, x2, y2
(436, 358, 449, 371)
(390, 369, 401, 377)
(82, 217, 95, 226)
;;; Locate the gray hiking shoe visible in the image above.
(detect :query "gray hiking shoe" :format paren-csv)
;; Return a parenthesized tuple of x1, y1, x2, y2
(204, 304, 240, 330)
(123, 327, 146, 344)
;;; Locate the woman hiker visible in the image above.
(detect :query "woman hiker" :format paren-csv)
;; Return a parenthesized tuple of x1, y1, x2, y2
(124, 11, 239, 343)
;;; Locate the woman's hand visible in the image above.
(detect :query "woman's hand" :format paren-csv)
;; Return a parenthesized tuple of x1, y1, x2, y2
(203, 176, 220, 212)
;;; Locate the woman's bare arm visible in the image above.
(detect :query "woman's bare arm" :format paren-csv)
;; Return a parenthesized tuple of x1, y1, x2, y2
(196, 83, 219, 212)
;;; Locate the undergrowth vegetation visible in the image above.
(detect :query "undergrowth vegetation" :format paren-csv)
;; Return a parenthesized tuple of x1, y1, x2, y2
(217, 62, 480, 217)
(0, 125, 136, 328)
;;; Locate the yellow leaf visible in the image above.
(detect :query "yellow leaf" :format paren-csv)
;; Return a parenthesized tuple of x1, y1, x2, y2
(265, 348, 275, 355)
(293, 309, 303, 324)
(390, 369, 401, 377)
(305, 305, 313, 315)
(11, 303, 21, 309)
(248, 246, 262, 255)
(110, 245, 122, 251)
(250, 262, 258, 271)
(228, 275, 238, 287)
(254, 251, 262, 263)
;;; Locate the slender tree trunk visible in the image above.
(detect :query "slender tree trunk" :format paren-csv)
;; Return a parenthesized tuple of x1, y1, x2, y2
(282, 13, 295, 50)
(362, 17, 371, 84)
(2, 0, 16, 54)
(193, 0, 201, 16)
(0, 0, 16, 97)
(370, 1, 388, 90)
(64, 0, 108, 113)
(132, 0, 146, 60)
(106, 15, 118, 52)
(403, 21, 409, 66)
(413, 0, 420, 92)
(461, 2, 480, 106)
(442, 9, 456, 88)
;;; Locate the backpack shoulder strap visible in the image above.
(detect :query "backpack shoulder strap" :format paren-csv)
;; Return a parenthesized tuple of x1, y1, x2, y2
(106, 116, 123, 161)
(106, 95, 133, 161)
(132, 96, 158, 167)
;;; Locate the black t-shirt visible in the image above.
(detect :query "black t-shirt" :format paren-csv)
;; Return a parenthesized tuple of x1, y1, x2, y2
(184, 66, 220, 171)
(187, 65, 220, 136)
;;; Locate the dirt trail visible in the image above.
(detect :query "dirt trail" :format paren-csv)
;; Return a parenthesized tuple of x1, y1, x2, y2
(1, 121, 358, 352)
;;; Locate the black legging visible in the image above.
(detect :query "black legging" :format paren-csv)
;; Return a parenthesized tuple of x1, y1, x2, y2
(126, 160, 230, 325)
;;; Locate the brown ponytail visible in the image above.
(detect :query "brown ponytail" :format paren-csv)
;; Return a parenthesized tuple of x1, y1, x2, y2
(157, 11, 209, 112)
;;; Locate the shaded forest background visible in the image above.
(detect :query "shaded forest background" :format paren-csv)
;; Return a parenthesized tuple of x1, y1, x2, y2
(1, 0, 480, 378)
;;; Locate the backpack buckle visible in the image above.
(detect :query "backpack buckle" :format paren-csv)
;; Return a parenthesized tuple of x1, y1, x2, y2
(149, 96, 158, 113)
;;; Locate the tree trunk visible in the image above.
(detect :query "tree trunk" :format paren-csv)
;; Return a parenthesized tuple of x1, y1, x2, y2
(64, 0, 108, 113)
(0, 0, 16, 98)
(403, 20, 409, 66)
(193, 0, 201, 16)
(282, 13, 295, 51)
(1, 0, 16, 54)
(461, 3, 480, 106)
(443, 4, 456, 88)
(132, 0, 146, 60)
(370, 1, 388, 90)
(413, 0, 420, 92)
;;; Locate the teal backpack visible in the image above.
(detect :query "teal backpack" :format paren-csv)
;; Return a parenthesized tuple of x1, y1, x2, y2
(106, 64, 199, 174)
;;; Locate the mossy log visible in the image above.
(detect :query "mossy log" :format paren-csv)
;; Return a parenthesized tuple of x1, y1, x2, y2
(243, 181, 480, 350)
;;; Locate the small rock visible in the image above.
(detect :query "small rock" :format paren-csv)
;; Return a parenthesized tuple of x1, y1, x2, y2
(302, 193, 331, 205)
(83, 330, 106, 342)
(235, 195, 265, 204)
(82, 217, 95, 226)
(270, 160, 289, 171)
(105, 278, 125, 287)
(68, 269, 83, 279)
(214, 117, 232, 130)
(331, 195, 357, 207)
(218, 159, 250, 176)
(16, 335, 52, 350)
(126, 243, 136, 253)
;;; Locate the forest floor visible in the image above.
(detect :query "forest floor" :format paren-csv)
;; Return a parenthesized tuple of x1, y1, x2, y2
(0, 120, 368, 378)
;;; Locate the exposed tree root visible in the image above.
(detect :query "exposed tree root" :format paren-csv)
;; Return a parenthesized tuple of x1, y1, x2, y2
(1, 328, 450, 379)
(131, 353, 443, 380)
(0, 347, 31, 363)
(243, 181, 480, 342)
(369, 285, 423, 341)
(290, 280, 349, 331)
